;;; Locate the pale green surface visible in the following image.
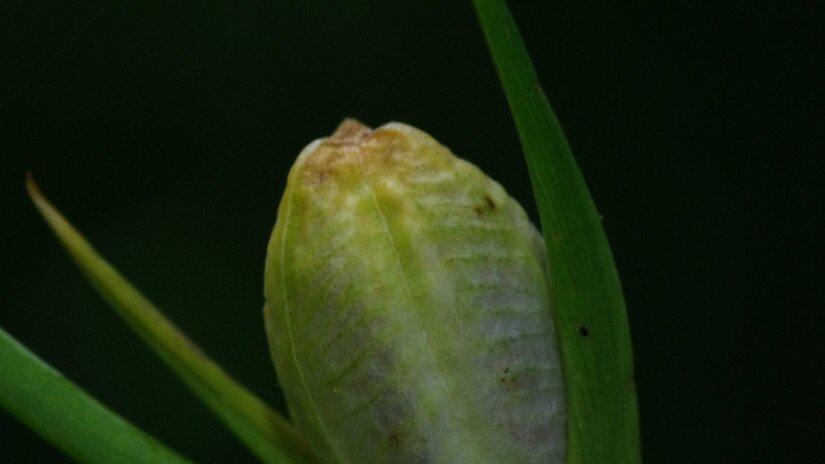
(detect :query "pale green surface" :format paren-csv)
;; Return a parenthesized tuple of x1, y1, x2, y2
(265, 120, 565, 464)
(472, 1, 641, 463)
(0, 325, 191, 464)
(27, 176, 316, 464)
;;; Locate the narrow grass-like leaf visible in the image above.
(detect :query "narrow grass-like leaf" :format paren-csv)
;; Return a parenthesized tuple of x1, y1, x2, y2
(0, 325, 191, 464)
(472, 2, 641, 463)
(26, 175, 316, 464)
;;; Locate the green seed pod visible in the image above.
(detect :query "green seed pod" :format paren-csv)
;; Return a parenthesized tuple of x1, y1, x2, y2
(264, 119, 565, 464)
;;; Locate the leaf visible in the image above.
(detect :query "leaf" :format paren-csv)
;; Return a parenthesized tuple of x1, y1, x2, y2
(0, 325, 192, 464)
(471, 2, 641, 463)
(26, 174, 316, 464)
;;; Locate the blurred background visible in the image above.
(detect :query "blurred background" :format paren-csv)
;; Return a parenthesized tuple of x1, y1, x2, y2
(1, 1, 820, 462)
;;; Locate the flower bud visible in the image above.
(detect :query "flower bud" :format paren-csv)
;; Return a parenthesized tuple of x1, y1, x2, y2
(264, 119, 564, 464)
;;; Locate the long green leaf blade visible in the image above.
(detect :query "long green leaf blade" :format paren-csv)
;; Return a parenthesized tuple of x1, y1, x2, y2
(26, 175, 316, 464)
(0, 325, 191, 464)
(472, 2, 641, 463)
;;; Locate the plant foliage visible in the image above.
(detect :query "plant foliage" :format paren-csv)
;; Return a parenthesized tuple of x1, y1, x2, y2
(472, 1, 641, 462)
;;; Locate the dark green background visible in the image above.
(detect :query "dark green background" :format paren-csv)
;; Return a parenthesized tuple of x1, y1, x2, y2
(1, 1, 820, 463)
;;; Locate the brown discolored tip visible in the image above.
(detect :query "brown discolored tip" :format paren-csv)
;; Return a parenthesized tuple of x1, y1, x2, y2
(329, 118, 372, 145)
(25, 171, 42, 199)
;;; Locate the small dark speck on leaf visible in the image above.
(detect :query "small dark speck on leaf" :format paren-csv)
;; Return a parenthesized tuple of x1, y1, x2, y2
(500, 373, 517, 391)
(484, 195, 497, 210)
(577, 325, 590, 337)
(474, 195, 498, 216)
(389, 434, 400, 447)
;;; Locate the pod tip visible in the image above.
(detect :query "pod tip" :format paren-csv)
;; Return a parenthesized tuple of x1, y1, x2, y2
(330, 118, 371, 144)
